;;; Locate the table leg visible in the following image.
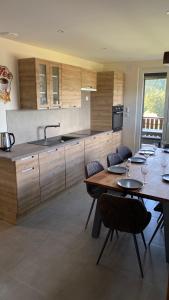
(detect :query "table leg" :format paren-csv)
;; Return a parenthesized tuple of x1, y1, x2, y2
(163, 202, 169, 263)
(92, 199, 102, 238)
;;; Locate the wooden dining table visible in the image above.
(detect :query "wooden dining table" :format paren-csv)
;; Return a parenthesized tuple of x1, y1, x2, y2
(84, 148, 169, 264)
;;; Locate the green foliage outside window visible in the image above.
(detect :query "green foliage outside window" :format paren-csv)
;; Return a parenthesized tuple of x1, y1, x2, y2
(144, 79, 166, 118)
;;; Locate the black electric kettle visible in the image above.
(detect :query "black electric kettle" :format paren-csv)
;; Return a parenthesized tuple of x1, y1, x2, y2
(0, 132, 15, 151)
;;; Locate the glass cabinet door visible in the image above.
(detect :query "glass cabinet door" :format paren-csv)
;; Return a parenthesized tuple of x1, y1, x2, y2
(51, 66, 60, 107)
(39, 64, 48, 107)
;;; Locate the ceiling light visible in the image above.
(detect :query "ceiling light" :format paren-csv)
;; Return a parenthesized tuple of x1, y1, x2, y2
(0, 32, 18, 38)
(56, 29, 64, 33)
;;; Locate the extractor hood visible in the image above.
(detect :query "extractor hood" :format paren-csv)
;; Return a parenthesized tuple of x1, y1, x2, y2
(81, 87, 97, 92)
(163, 52, 169, 65)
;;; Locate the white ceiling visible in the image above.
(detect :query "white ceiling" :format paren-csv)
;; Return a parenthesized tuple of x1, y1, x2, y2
(1, 0, 169, 63)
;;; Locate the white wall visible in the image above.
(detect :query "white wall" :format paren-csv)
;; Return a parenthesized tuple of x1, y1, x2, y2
(0, 37, 103, 137)
(103, 60, 169, 152)
(7, 93, 91, 144)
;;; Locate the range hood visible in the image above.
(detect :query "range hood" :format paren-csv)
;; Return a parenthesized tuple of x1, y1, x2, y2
(81, 86, 97, 92)
(163, 52, 169, 65)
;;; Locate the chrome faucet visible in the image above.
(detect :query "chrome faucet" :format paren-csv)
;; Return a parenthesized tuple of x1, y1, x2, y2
(44, 123, 60, 140)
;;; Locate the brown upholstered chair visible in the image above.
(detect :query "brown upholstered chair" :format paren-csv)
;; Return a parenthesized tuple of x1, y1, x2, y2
(107, 152, 123, 167)
(116, 145, 132, 161)
(96, 193, 151, 278)
(85, 161, 107, 230)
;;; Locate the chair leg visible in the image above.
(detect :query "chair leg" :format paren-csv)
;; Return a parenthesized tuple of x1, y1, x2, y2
(110, 230, 114, 241)
(115, 230, 119, 239)
(160, 220, 164, 229)
(96, 229, 111, 265)
(141, 232, 147, 249)
(148, 217, 164, 246)
(85, 198, 96, 230)
(133, 234, 144, 278)
(157, 212, 163, 223)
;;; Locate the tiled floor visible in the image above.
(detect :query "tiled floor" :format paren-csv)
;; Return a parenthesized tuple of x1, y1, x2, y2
(0, 183, 167, 300)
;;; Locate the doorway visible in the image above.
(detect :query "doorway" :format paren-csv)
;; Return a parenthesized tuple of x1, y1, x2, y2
(141, 72, 167, 148)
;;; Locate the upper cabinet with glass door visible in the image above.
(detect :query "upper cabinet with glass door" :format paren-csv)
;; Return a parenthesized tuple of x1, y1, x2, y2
(49, 63, 61, 108)
(18, 58, 61, 109)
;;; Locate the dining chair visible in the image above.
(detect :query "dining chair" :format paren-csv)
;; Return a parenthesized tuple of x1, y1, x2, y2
(116, 145, 132, 161)
(96, 193, 151, 278)
(107, 152, 123, 167)
(149, 202, 164, 246)
(84, 161, 107, 230)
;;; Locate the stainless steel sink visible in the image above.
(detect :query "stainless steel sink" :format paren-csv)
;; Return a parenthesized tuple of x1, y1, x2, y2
(28, 135, 77, 146)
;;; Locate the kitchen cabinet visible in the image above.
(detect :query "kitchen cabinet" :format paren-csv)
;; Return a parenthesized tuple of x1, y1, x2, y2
(81, 69, 97, 91)
(104, 131, 122, 157)
(61, 64, 81, 108)
(91, 71, 124, 131)
(85, 133, 107, 167)
(15, 155, 40, 215)
(0, 130, 122, 224)
(65, 140, 84, 188)
(18, 58, 61, 109)
(39, 147, 65, 201)
(85, 131, 122, 168)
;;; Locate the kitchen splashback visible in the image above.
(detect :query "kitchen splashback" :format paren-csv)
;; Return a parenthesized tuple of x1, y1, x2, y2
(6, 93, 90, 144)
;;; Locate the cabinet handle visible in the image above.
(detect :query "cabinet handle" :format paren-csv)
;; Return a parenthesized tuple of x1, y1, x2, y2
(47, 149, 58, 153)
(22, 167, 34, 173)
(21, 155, 34, 161)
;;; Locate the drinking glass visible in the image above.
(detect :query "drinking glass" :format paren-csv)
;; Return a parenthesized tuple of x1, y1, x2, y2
(141, 165, 149, 184)
(161, 158, 167, 174)
(126, 158, 131, 177)
(143, 151, 150, 163)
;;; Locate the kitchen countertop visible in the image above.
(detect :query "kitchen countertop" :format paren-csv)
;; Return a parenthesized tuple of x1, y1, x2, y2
(0, 129, 112, 161)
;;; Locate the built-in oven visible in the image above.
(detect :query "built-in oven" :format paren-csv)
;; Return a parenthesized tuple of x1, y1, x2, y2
(112, 105, 123, 131)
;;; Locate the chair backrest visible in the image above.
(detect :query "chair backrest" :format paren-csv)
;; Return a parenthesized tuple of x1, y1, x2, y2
(85, 161, 106, 198)
(116, 145, 132, 161)
(107, 152, 123, 167)
(99, 193, 151, 234)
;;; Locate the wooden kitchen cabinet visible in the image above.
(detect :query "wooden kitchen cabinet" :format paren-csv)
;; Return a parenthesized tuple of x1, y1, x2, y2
(18, 58, 61, 109)
(65, 140, 84, 188)
(39, 147, 65, 201)
(81, 69, 97, 90)
(85, 133, 107, 167)
(104, 131, 122, 157)
(61, 64, 81, 108)
(91, 71, 124, 131)
(85, 131, 122, 168)
(15, 155, 41, 215)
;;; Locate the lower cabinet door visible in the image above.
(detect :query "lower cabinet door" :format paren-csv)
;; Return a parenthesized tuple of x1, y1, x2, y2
(65, 140, 85, 188)
(39, 147, 65, 201)
(16, 162, 40, 215)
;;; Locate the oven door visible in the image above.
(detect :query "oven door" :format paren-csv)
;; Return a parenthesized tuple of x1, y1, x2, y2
(112, 111, 123, 131)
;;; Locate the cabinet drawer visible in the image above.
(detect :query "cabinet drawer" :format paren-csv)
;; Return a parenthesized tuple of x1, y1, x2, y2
(15, 155, 39, 173)
(16, 163, 40, 215)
